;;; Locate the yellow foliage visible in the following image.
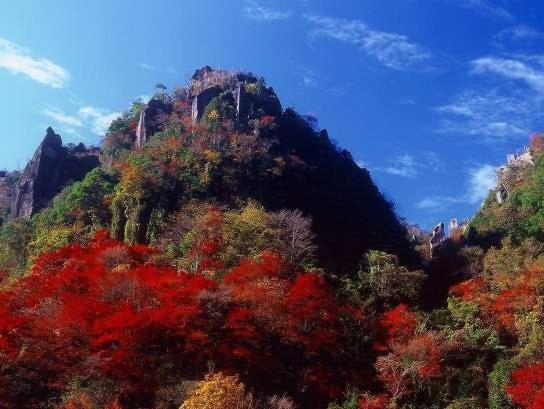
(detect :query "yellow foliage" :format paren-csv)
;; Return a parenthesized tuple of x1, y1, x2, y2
(179, 373, 257, 409)
(244, 82, 260, 95)
(207, 109, 220, 122)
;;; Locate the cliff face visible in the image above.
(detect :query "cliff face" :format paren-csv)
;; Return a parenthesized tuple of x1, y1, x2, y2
(134, 66, 282, 149)
(189, 66, 281, 128)
(11, 128, 100, 218)
(135, 98, 173, 148)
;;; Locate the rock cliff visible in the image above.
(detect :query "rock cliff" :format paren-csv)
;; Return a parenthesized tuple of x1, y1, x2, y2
(189, 66, 281, 128)
(11, 128, 100, 218)
(134, 66, 282, 148)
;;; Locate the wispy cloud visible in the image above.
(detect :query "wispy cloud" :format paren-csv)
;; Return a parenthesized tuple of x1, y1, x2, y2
(437, 55, 544, 143)
(294, 65, 318, 87)
(244, 1, 291, 22)
(374, 152, 442, 178)
(494, 25, 544, 45)
(472, 56, 544, 93)
(0, 37, 69, 88)
(304, 15, 431, 70)
(417, 164, 496, 210)
(437, 88, 534, 142)
(78, 106, 121, 135)
(138, 62, 154, 70)
(443, 0, 513, 21)
(42, 105, 120, 137)
(42, 108, 83, 128)
(466, 164, 497, 203)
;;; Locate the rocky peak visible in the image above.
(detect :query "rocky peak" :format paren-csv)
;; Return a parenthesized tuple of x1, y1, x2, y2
(191, 65, 214, 81)
(43, 126, 62, 149)
(11, 128, 100, 218)
(188, 66, 282, 126)
(133, 66, 283, 149)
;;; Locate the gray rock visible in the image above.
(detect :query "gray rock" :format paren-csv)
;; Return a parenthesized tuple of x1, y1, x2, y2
(188, 66, 282, 127)
(191, 86, 222, 123)
(430, 222, 446, 253)
(11, 128, 100, 218)
(496, 184, 508, 204)
(135, 108, 147, 148)
(134, 98, 173, 148)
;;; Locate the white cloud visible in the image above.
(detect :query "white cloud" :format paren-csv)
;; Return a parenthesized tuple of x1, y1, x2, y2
(495, 25, 544, 44)
(444, 0, 513, 20)
(244, 1, 291, 21)
(304, 15, 431, 70)
(381, 154, 419, 177)
(375, 152, 442, 178)
(0, 37, 69, 88)
(437, 88, 535, 142)
(471, 56, 544, 93)
(42, 108, 83, 128)
(437, 55, 544, 143)
(138, 62, 154, 70)
(417, 164, 496, 210)
(295, 65, 318, 87)
(42, 105, 120, 137)
(467, 164, 497, 203)
(78, 106, 121, 135)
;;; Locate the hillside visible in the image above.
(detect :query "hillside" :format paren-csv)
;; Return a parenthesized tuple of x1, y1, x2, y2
(0, 67, 422, 409)
(2, 66, 544, 409)
(0, 66, 417, 277)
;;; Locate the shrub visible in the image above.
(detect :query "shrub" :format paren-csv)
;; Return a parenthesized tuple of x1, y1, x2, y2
(179, 373, 257, 409)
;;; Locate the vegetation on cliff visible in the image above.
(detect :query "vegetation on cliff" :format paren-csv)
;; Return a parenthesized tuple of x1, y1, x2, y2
(2, 68, 544, 408)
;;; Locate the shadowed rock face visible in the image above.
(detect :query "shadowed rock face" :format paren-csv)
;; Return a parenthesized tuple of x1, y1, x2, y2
(11, 128, 100, 218)
(135, 98, 173, 148)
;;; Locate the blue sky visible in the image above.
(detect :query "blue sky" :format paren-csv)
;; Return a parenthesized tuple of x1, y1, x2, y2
(1, 0, 544, 229)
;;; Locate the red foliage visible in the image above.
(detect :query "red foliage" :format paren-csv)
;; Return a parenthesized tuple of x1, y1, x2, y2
(530, 133, 544, 154)
(374, 304, 417, 351)
(492, 284, 536, 333)
(0, 237, 358, 407)
(260, 115, 275, 126)
(450, 277, 487, 301)
(507, 362, 544, 409)
(358, 394, 390, 409)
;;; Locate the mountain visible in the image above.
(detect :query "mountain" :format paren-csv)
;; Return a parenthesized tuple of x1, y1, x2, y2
(0, 66, 426, 409)
(10, 66, 544, 409)
(2, 66, 417, 276)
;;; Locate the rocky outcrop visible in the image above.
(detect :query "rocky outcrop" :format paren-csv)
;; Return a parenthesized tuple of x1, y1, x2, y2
(11, 128, 100, 218)
(189, 66, 282, 127)
(430, 222, 446, 253)
(191, 86, 222, 122)
(496, 184, 508, 204)
(135, 98, 173, 148)
(133, 67, 282, 148)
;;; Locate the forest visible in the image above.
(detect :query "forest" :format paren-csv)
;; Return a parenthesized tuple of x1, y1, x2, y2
(1, 68, 544, 409)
